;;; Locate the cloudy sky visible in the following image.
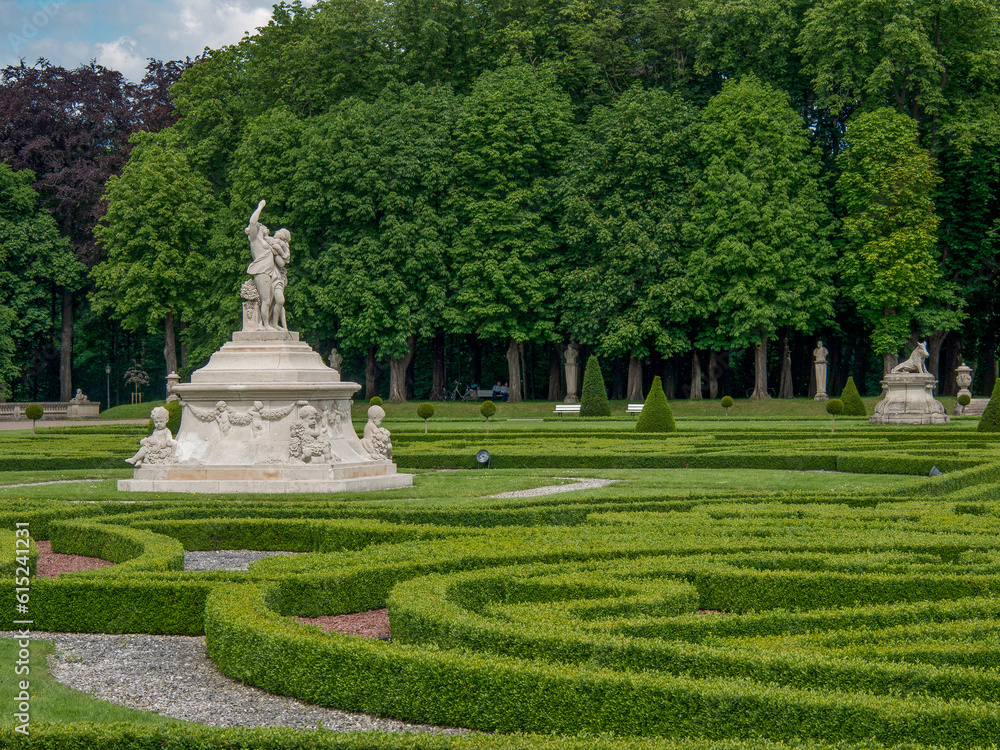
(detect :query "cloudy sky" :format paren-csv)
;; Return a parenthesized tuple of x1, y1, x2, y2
(2, 0, 316, 81)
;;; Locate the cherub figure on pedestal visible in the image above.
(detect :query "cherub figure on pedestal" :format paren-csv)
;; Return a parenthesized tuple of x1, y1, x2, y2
(126, 406, 176, 467)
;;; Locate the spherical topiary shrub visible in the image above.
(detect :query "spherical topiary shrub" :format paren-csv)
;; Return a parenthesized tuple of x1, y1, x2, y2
(840, 376, 867, 416)
(24, 403, 43, 435)
(958, 394, 972, 407)
(826, 398, 844, 433)
(579, 355, 611, 417)
(636, 376, 676, 433)
(417, 402, 434, 433)
(370, 396, 383, 406)
(721, 396, 734, 416)
(480, 400, 497, 434)
(977, 379, 1000, 432)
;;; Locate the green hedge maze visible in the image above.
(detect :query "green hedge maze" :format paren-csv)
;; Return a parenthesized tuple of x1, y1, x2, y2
(5, 425, 1000, 749)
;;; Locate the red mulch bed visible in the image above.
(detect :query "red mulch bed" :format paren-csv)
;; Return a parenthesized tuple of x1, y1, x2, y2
(294, 609, 391, 640)
(34, 540, 115, 578)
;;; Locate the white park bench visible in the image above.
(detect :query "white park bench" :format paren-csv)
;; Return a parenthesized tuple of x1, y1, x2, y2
(626, 403, 644, 414)
(553, 404, 581, 414)
(477, 389, 496, 399)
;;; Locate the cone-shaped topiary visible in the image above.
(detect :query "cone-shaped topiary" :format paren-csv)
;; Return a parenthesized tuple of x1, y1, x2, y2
(636, 376, 676, 433)
(978, 379, 1000, 432)
(579, 355, 611, 416)
(839, 376, 867, 416)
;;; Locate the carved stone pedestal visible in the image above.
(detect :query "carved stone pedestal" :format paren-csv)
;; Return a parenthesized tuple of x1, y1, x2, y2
(869, 372, 950, 425)
(119, 330, 413, 494)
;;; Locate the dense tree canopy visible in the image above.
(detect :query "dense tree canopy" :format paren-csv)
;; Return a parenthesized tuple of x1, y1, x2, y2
(8, 0, 1000, 404)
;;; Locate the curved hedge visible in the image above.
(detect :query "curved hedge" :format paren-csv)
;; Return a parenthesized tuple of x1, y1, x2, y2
(10, 424, 1000, 747)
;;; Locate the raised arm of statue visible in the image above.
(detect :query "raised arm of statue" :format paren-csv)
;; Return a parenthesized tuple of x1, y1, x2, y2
(246, 199, 266, 239)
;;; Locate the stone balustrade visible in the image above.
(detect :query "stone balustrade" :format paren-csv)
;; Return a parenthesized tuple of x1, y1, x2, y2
(0, 401, 100, 420)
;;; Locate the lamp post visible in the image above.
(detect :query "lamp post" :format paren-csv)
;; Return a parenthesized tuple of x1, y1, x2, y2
(105, 365, 111, 411)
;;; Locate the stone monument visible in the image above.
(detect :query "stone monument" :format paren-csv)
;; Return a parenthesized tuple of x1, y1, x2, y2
(564, 343, 580, 404)
(812, 340, 829, 401)
(66, 389, 100, 418)
(869, 342, 949, 425)
(119, 200, 413, 494)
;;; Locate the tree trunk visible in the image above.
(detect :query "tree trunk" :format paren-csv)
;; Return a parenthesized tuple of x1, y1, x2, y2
(926, 329, 947, 385)
(708, 350, 719, 400)
(548, 344, 562, 400)
(431, 332, 446, 399)
(467, 335, 482, 387)
(627, 356, 644, 401)
(506, 338, 523, 402)
(366, 347, 380, 400)
(883, 352, 898, 376)
(60, 289, 73, 401)
(690, 350, 703, 400)
(164, 309, 178, 378)
(777, 331, 793, 398)
(750, 330, 769, 399)
(389, 335, 416, 402)
(180, 318, 189, 370)
(943, 335, 961, 395)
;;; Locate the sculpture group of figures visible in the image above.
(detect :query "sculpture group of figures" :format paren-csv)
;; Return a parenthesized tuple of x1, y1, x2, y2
(121, 199, 411, 495)
(127, 402, 392, 467)
(242, 199, 290, 332)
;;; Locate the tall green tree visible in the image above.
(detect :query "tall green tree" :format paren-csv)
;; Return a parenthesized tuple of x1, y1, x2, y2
(798, 0, 1000, 152)
(836, 107, 953, 372)
(92, 130, 217, 379)
(685, 75, 835, 399)
(448, 62, 573, 402)
(0, 163, 81, 396)
(281, 83, 458, 401)
(560, 85, 696, 401)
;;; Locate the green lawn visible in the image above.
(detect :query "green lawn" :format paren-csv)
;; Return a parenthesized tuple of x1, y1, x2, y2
(0, 638, 185, 727)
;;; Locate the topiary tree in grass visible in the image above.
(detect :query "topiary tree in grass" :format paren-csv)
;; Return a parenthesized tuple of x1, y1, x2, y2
(636, 376, 676, 433)
(826, 398, 844, 433)
(24, 403, 43, 435)
(839, 376, 866, 416)
(580, 355, 611, 417)
(480, 400, 496, 434)
(721, 396, 733, 416)
(977, 379, 1000, 432)
(958, 393, 971, 416)
(417, 402, 434, 434)
(370, 396, 383, 406)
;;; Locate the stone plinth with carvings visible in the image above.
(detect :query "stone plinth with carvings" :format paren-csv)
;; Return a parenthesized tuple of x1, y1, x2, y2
(118, 199, 413, 494)
(869, 342, 949, 425)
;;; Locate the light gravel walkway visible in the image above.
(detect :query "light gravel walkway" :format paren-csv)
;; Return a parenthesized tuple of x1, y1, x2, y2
(1, 631, 462, 733)
(184, 550, 301, 571)
(489, 477, 617, 498)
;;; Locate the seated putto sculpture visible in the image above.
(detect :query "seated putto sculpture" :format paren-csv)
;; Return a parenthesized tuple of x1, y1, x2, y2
(361, 404, 393, 460)
(126, 406, 176, 467)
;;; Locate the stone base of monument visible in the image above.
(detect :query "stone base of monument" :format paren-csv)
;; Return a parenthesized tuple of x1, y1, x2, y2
(118, 460, 410, 494)
(118, 329, 413, 495)
(869, 372, 950, 425)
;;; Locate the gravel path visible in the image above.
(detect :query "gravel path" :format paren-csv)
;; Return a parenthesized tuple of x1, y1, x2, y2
(1, 631, 462, 733)
(184, 550, 301, 571)
(489, 477, 617, 498)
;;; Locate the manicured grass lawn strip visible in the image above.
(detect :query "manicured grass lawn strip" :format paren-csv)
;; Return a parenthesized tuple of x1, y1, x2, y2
(0, 638, 185, 727)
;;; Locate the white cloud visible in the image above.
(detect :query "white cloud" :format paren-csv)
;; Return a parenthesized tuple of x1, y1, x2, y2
(95, 35, 145, 80)
(1, 0, 321, 81)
